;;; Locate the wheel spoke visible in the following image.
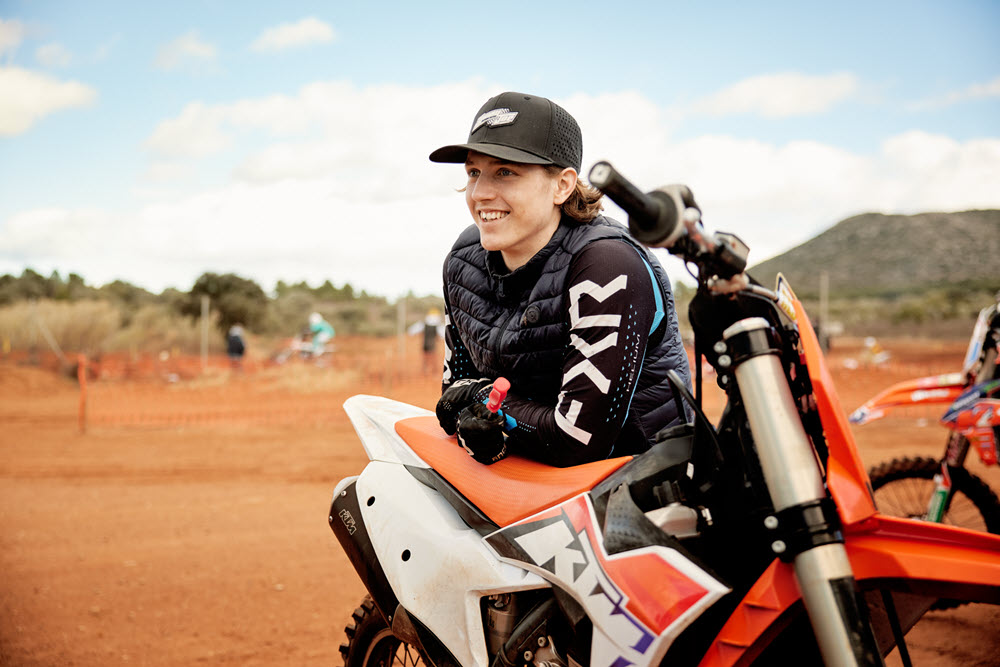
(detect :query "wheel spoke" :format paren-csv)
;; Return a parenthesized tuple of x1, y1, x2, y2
(874, 477, 932, 521)
(872, 463, 990, 532)
(343, 598, 426, 667)
(394, 643, 423, 667)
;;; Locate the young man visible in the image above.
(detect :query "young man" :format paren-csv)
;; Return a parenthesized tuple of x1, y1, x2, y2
(430, 92, 690, 467)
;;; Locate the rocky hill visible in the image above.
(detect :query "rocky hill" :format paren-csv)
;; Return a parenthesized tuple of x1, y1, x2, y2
(748, 210, 1000, 298)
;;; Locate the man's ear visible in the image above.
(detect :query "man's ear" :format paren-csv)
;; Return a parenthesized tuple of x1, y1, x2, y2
(553, 168, 578, 205)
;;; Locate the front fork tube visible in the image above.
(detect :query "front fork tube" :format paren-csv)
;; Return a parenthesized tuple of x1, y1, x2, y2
(926, 462, 954, 523)
(930, 432, 972, 522)
(722, 318, 882, 667)
(944, 430, 972, 468)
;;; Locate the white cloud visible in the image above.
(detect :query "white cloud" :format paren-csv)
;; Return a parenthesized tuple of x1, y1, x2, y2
(873, 131, 1000, 213)
(143, 80, 496, 183)
(967, 77, 1000, 100)
(7, 84, 1000, 297)
(0, 181, 465, 297)
(154, 30, 217, 71)
(0, 18, 25, 58)
(250, 17, 336, 52)
(36, 42, 73, 67)
(688, 72, 858, 118)
(144, 86, 339, 158)
(908, 75, 1000, 110)
(142, 161, 191, 184)
(967, 77, 1000, 99)
(569, 89, 680, 178)
(599, 134, 875, 266)
(0, 65, 97, 136)
(618, 129, 1000, 266)
(1, 207, 116, 257)
(144, 101, 232, 157)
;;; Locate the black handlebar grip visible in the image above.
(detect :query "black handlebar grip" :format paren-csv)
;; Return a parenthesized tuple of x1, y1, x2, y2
(588, 161, 681, 247)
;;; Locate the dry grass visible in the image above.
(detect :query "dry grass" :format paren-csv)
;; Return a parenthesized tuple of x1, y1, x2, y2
(0, 299, 121, 355)
(0, 299, 227, 357)
(104, 303, 217, 355)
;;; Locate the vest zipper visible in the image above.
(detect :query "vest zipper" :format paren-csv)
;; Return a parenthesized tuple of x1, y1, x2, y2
(489, 308, 520, 364)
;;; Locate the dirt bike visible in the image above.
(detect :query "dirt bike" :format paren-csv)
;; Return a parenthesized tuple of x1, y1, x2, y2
(327, 162, 1000, 666)
(272, 332, 334, 364)
(849, 299, 1000, 535)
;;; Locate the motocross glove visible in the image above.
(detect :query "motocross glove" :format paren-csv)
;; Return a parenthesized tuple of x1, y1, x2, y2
(456, 403, 508, 465)
(436, 378, 494, 435)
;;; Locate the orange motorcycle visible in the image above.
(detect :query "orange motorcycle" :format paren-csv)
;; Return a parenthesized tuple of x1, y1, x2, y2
(328, 163, 1000, 667)
(850, 299, 1000, 534)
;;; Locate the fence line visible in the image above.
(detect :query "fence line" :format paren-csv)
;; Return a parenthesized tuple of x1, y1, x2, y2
(74, 353, 439, 432)
(63, 345, 963, 432)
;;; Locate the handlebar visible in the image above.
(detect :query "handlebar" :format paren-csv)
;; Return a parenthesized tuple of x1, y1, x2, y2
(588, 161, 685, 246)
(588, 161, 749, 280)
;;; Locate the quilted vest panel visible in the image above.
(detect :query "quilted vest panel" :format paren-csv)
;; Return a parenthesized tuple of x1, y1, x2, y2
(444, 216, 691, 442)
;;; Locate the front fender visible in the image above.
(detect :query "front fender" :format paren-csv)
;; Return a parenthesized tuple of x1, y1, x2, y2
(848, 373, 966, 425)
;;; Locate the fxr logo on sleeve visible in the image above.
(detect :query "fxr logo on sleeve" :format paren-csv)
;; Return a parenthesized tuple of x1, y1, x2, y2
(555, 275, 627, 445)
(442, 311, 454, 384)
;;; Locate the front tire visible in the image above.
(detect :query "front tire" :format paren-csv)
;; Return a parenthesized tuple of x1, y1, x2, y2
(868, 456, 1000, 533)
(340, 596, 425, 667)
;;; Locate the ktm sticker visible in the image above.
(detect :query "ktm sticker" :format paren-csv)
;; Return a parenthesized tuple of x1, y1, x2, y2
(339, 509, 357, 535)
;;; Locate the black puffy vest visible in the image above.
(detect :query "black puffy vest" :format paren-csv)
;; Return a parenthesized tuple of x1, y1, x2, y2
(443, 215, 691, 446)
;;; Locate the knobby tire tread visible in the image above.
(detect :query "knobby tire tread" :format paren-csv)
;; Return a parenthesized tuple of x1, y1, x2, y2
(868, 456, 1000, 533)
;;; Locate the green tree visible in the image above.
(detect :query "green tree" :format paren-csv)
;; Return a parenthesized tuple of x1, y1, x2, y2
(66, 273, 95, 300)
(48, 270, 68, 299)
(16, 268, 52, 300)
(315, 280, 338, 300)
(183, 272, 267, 333)
(99, 279, 155, 307)
(0, 274, 17, 305)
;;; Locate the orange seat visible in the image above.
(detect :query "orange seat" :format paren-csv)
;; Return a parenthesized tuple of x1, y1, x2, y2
(395, 416, 630, 527)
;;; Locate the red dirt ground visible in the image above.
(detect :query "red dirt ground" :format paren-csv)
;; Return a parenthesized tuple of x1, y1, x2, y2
(1, 336, 998, 666)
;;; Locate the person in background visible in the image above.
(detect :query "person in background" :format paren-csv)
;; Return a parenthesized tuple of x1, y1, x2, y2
(408, 308, 445, 375)
(308, 312, 335, 358)
(429, 91, 691, 467)
(226, 324, 246, 370)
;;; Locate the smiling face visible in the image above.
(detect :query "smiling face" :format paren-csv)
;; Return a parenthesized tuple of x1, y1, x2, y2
(464, 152, 578, 271)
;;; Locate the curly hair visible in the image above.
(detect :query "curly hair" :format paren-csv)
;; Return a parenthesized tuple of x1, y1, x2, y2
(547, 166, 604, 223)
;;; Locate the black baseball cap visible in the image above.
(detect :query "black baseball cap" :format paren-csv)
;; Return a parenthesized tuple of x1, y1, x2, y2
(429, 92, 582, 172)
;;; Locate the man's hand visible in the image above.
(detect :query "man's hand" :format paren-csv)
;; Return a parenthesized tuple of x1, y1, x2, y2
(456, 403, 508, 465)
(436, 378, 493, 435)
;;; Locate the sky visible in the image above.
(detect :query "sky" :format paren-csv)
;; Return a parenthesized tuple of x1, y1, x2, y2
(1, 1, 998, 299)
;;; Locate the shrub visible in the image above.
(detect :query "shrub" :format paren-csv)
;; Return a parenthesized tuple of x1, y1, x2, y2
(181, 272, 268, 334)
(104, 303, 219, 355)
(0, 299, 121, 355)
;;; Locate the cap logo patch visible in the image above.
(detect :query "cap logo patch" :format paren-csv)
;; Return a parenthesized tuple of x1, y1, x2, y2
(471, 108, 518, 134)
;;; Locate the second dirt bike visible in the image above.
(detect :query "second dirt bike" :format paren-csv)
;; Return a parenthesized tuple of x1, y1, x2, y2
(850, 298, 1000, 534)
(328, 163, 1000, 666)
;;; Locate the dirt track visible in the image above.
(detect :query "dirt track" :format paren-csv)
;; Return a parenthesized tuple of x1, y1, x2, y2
(1, 337, 998, 666)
